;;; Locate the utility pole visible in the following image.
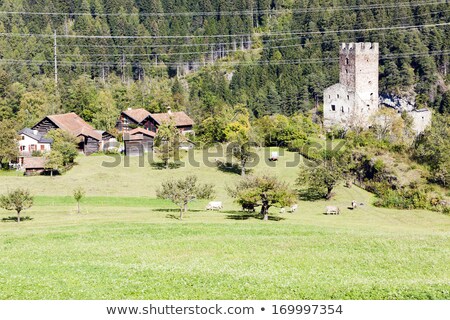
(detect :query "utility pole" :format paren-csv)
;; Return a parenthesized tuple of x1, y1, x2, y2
(54, 30, 58, 86)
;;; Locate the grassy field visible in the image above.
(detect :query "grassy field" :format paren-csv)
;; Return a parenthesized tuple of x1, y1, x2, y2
(0, 150, 449, 299)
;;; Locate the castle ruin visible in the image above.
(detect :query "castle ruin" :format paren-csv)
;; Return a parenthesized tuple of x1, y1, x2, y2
(323, 42, 431, 134)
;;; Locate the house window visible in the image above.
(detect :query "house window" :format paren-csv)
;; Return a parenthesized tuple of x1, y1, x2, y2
(331, 105, 336, 111)
(21, 135, 25, 140)
(123, 117, 129, 125)
(40, 145, 45, 151)
(20, 146, 25, 151)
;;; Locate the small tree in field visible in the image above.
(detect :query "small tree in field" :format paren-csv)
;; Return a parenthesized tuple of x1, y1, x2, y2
(228, 175, 297, 221)
(297, 155, 344, 200)
(156, 175, 215, 220)
(73, 187, 85, 214)
(0, 188, 34, 223)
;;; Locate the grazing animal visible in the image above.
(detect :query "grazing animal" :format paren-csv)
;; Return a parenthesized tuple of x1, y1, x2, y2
(288, 204, 298, 213)
(279, 208, 286, 214)
(326, 206, 340, 215)
(206, 201, 223, 211)
(351, 200, 357, 209)
(242, 203, 255, 212)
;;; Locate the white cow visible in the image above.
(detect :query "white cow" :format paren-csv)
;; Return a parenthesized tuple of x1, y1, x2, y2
(326, 206, 340, 215)
(206, 201, 223, 211)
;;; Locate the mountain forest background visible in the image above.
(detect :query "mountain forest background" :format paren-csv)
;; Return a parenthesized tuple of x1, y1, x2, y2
(0, 0, 450, 132)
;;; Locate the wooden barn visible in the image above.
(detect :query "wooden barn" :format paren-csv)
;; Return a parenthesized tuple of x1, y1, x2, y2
(32, 113, 112, 155)
(22, 157, 46, 176)
(123, 128, 155, 156)
(149, 109, 194, 134)
(116, 108, 152, 132)
(116, 107, 194, 134)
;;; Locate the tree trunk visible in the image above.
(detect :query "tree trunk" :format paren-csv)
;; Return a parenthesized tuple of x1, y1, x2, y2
(261, 200, 269, 221)
(77, 201, 80, 214)
(326, 186, 333, 200)
(179, 206, 183, 220)
(241, 159, 246, 176)
(17, 210, 21, 223)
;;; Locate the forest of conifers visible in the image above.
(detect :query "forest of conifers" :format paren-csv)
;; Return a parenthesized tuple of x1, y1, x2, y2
(0, 0, 450, 130)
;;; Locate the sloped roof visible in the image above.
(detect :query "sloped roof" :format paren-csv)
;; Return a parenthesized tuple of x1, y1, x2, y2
(122, 108, 151, 124)
(23, 157, 46, 169)
(19, 128, 53, 143)
(150, 111, 194, 127)
(43, 113, 101, 141)
(128, 127, 156, 138)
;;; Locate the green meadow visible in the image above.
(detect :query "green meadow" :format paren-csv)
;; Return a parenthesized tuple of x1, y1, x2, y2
(0, 150, 449, 299)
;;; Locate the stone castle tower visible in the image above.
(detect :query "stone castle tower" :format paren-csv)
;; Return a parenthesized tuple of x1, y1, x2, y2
(324, 43, 379, 128)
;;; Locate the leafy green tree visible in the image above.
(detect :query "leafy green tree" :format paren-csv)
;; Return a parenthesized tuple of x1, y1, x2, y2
(0, 188, 34, 223)
(297, 156, 344, 200)
(92, 90, 119, 131)
(156, 175, 215, 220)
(73, 187, 86, 214)
(224, 107, 256, 176)
(45, 129, 78, 166)
(0, 120, 19, 166)
(413, 115, 450, 187)
(44, 150, 64, 177)
(228, 175, 297, 221)
(154, 121, 183, 169)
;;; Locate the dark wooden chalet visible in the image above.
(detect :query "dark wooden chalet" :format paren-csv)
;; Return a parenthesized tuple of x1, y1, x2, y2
(116, 108, 194, 134)
(32, 113, 106, 155)
(148, 110, 194, 134)
(123, 128, 155, 156)
(116, 108, 152, 132)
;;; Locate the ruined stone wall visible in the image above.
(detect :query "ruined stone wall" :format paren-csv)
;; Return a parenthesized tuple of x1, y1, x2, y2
(409, 109, 432, 134)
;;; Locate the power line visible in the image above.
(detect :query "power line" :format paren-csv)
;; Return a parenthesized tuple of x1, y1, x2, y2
(0, 1, 445, 17)
(1, 21, 450, 40)
(2, 50, 449, 68)
(48, 9, 450, 50)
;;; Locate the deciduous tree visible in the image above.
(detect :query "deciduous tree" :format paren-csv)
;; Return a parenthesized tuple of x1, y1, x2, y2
(228, 175, 297, 221)
(0, 188, 33, 223)
(156, 175, 215, 220)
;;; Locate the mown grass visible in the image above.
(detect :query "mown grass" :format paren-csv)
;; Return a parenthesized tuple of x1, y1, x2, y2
(0, 149, 449, 299)
(0, 191, 449, 299)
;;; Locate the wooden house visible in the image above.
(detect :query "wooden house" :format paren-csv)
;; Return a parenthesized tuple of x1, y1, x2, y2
(32, 113, 112, 155)
(148, 109, 194, 134)
(123, 128, 155, 156)
(22, 157, 46, 176)
(116, 108, 194, 134)
(116, 108, 152, 132)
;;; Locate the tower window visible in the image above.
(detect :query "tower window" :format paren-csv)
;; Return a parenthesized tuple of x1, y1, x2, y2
(347, 95, 350, 100)
(346, 58, 349, 65)
(346, 69, 348, 74)
(331, 105, 336, 111)
(341, 106, 344, 112)
(337, 94, 340, 98)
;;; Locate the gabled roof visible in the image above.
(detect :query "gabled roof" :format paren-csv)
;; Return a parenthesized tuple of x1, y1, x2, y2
(23, 157, 46, 169)
(128, 127, 156, 138)
(150, 111, 194, 127)
(122, 108, 151, 124)
(19, 128, 53, 143)
(37, 112, 101, 141)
